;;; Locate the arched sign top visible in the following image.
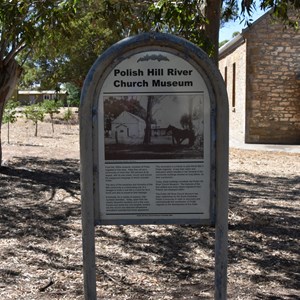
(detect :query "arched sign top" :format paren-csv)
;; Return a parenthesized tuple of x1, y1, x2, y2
(102, 51, 207, 93)
(82, 32, 227, 112)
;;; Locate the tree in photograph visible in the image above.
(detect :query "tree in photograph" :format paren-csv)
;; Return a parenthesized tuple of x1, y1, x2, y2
(42, 100, 60, 133)
(0, 0, 77, 165)
(180, 102, 204, 148)
(142, 95, 168, 145)
(24, 104, 45, 137)
(180, 114, 193, 130)
(104, 96, 147, 135)
(143, 96, 154, 145)
(2, 99, 20, 144)
(104, 96, 143, 120)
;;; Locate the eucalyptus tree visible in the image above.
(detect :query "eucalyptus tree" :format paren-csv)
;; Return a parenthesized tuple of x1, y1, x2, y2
(25, 0, 154, 91)
(3, 1, 298, 164)
(0, 0, 77, 165)
(147, 0, 300, 64)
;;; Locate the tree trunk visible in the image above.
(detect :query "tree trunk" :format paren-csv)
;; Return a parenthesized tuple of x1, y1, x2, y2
(7, 121, 10, 144)
(205, 0, 222, 65)
(0, 59, 22, 166)
(51, 115, 55, 133)
(35, 122, 38, 137)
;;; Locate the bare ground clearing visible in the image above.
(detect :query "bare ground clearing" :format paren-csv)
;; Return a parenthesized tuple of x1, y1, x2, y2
(1, 118, 299, 299)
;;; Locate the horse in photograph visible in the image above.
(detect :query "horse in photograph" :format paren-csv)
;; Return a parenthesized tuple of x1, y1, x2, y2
(165, 125, 195, 146)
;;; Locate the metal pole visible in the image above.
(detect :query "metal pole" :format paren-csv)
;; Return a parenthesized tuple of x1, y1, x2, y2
(214, 92, 229, 299)
(80, 90, 97, 299)
(81, 204, 97, 300)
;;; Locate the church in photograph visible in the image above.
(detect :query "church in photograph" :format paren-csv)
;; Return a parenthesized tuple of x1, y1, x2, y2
(111, 111, 146, 144)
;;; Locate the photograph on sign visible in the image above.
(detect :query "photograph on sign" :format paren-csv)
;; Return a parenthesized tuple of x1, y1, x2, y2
(104, 94, 204, 160)
(97, 50, 212, 224)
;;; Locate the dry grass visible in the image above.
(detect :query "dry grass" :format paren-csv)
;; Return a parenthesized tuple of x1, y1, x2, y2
(0, 118, 299, 299)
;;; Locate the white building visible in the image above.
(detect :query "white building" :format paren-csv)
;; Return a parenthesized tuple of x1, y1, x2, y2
(111, 111, 146, 144)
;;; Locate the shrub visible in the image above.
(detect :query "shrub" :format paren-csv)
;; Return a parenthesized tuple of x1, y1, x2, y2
(3, 99, 20, 143)
(24, 104, 45, 137)
(42, 100, 60, 133)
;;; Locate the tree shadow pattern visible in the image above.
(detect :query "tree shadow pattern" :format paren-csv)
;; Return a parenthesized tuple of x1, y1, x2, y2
(0, 157, 299, 299)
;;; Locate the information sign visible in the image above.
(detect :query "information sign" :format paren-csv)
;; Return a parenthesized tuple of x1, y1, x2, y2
(80, 33, 228, 300)
(97, 51, 212, 224)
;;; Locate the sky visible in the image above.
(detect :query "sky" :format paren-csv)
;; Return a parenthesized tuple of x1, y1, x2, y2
(219, 7, 268, 42)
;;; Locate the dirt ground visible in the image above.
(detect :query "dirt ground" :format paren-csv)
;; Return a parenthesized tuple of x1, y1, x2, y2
(0, 117, 299, 300)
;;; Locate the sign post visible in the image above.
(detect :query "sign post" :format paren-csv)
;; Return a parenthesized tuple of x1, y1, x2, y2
(80, 32, 228, 299)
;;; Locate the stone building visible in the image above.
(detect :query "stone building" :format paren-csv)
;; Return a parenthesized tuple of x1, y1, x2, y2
(219, 10, 300, 144)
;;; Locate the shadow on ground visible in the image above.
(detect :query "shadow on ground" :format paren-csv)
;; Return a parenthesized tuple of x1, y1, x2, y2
(0, 157, 81, 240)
(0, 157, 299, 299)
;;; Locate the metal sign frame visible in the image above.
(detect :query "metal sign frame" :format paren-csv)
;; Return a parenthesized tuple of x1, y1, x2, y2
(80, 32, 228, 299)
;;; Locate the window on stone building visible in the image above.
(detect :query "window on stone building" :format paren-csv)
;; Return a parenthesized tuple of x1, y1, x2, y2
(224, 66, 227, 88)
(232, 63, 236, 110)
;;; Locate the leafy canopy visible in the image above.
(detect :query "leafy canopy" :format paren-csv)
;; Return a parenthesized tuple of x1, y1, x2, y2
(0, 0, 77, 64)
(18, 1, 161, 90)
(146, 0, 299, 62)
(16, 0, 300, 90)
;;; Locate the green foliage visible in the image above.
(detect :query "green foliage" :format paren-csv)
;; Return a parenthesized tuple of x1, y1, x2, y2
(18, 58, 43, 89)
(147, 1, 300, 49)
(42, 100, 60, 115)
(221, 0, 239, 25)
(259, 0, 299, 29)
(26, 1, 122, 90)
(219, 40, 229, 48)
(42, 100, 60, 133)
(3, 99, 20, 144)
(67, 98, 80, 107)
(0, 0, 79, 162)
(63, 108, 73, 128)
(3, 99, 19, 125)
(65, 83, 80, 107)
(102, 0, 152, 36)
(219, 30, 239, 47)
(232, 31, 240, 38)
(24, 104, 45, 136)
(7, 0, 300, 92)
(147, 0, 214, 55)
(0, 1, 78, 62)
(17, 1, 154, 90)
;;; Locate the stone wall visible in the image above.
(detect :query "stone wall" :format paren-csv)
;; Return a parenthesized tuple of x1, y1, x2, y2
(219, 42, 247, 144)
(244, 14, 300, 144)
